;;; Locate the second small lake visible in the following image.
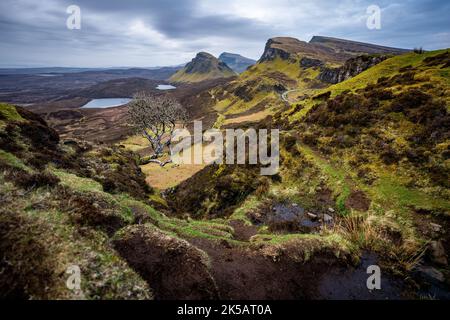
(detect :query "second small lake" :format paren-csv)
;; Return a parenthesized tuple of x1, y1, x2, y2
(156, 84, 176, 90)
(81, 98, 132, 109)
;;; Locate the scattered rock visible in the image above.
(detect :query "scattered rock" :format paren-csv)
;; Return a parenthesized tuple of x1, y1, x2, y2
(306, 212, 318, 220)
(430, 241, 448, 266)
(266, 203, 321, 233)
(328, 207, 335, 213)
(416, 265, 445, 283)
(430, 223, 442, 233)
(323, 214, 333, 223)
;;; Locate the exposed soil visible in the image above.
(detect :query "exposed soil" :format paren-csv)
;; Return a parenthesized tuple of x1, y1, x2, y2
(229, 220, 258, 241)
(184, 238, 418, 300)
(114, 226, 219, 300)
(189, 237, 340, 300)
(345, 190, 371, 211)
(315, 188, 335, 207)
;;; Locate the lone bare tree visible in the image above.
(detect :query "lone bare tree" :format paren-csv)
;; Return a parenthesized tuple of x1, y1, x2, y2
(127, 92, 188, 166)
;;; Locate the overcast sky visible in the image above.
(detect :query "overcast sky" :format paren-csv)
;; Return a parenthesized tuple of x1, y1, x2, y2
(0, 0, 448, 68)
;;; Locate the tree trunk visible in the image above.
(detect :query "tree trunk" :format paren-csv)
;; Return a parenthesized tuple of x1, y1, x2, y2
(139, 157, 172, 167)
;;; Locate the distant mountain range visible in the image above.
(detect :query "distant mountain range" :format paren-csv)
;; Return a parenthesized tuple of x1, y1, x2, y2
(218, 53, 256, 73)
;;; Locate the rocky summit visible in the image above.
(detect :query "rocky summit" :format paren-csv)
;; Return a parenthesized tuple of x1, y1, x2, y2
(170, 52, 236, 83)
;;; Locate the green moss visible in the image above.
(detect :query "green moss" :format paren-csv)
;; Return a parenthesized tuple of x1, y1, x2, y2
(298, 144, 352, 214)
(118, 196, 241, 243)
(229, 196, 261, 225)
(372, 176, 450, 215)
(52, 169, 103, 193)
(170, 68, 235, 83)
(212, 113, 225, 129)
(148, 193, 168, 208)
(0, 103, 24, 122)
(251, 232, 356, 262)
(0, 150, 30, 171)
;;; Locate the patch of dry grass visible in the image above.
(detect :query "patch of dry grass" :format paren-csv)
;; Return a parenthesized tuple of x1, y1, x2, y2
(141, 162, 206, 190)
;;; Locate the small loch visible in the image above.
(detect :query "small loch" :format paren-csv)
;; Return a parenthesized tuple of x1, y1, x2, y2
(156, 84, 176, 90)
(81, 98, 132, 109)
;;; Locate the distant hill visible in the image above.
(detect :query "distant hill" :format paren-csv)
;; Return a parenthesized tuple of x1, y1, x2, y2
(0, 66, 180, 79)
(218, 53, 256, 73)
(170, 52, 236, 83)
(0, 67, 104, 75)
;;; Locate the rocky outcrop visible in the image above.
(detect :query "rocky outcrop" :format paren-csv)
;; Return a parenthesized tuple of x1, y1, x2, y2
(318, 55, 388, 84)
(300, 57, 324, 68)
(259, 38, 294, 62)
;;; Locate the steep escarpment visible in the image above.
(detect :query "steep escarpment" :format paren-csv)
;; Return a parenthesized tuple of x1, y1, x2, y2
(310, 36, 409, 55)
(259, 37, 350, 64)
(259, 36, 406, 64)
(317, 55, 389, 84)
(170, 52, 236, 83)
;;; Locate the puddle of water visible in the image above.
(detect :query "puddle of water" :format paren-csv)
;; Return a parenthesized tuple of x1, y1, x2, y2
(318, 252, 407, 300)
(268, 203, 321, 231)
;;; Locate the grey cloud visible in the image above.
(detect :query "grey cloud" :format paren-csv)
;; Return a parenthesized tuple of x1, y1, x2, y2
(0, 0, 448, 67)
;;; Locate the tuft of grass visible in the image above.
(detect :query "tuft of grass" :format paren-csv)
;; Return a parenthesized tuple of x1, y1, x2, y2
(118, 197, 238, 243)
(251, 232, 356, 263)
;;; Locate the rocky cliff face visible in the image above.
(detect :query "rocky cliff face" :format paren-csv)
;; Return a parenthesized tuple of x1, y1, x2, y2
(219, 52, 256, 73)
(259, 38, 296, 62)
(317, 55, 389, 84)
(300, 57, 325, 68)
(310, 36, 409, 55)
(258, 36, 408, 65)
